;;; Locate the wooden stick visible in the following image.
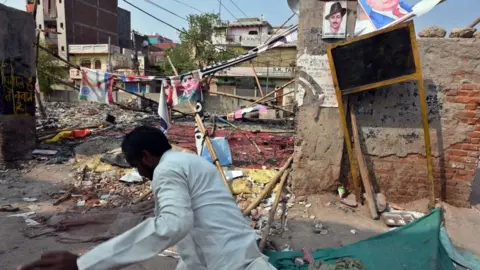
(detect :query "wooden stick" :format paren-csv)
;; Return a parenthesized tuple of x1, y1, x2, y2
(349, 96, 379, 219)
(53, 186, 75, 206)
(189, 102, 230, 190)
(262, 90, 295, 104)
(259, 169, 291, 252)
(246, 79, 295, 107)
(167, 56, 179, 76)
(250, 61, 264, 97)
(209, 91, 294, 114)
(243, 154, 294, 215)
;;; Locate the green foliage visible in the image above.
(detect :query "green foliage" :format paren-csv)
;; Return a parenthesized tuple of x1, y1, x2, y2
(162, 13, 239, 76)
(36, 42, 68, 92)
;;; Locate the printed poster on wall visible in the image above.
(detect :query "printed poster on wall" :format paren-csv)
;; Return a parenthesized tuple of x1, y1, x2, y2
(354, 0, 441, 36)
(296, 54, 338, 108)
(322, 1, 347, 39)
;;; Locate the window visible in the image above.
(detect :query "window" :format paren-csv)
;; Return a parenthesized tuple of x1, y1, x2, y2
(38, 24, 42, 29)
(94, 60, 102, 69)
(60, 22, 64, 29)
(248, 30, 258, 35)
(61, 46, 65, 51)
(80, 59, 91, 68)
(59, 0, 62, 3)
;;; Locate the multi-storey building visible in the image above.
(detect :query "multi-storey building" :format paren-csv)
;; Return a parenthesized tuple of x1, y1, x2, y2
(26, 0, 130, 60)
(211, 18, 297, 108)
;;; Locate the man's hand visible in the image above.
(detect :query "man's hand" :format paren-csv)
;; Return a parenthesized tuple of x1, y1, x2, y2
(17, 251, 79, 270)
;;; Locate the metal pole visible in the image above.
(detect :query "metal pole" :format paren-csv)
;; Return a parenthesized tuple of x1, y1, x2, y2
(266, 61, 270, 93)
(108, 36, 112, 72)
(219, 0, 222, 19)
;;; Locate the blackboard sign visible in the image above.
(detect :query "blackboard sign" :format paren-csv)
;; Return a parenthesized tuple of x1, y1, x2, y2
(0, 67, 36, 116)
(328, 21, 417, 93)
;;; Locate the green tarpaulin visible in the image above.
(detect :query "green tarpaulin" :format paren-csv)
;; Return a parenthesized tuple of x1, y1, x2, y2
(266, 208, 456, 270)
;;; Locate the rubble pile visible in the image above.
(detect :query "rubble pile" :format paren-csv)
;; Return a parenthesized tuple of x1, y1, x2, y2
(36, 101, 159, 134)
(67, 166, 151, 209)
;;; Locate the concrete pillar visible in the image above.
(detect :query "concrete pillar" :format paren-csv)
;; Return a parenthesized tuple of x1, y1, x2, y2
(0, 4, 37, 166)
(292, 1, 358, 195)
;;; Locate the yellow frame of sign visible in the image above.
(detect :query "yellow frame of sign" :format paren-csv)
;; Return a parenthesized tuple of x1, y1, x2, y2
(326, 21, 436, 207)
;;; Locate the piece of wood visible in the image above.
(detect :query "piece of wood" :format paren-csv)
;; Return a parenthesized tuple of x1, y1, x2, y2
(243, 154, 294, 215)
(349, 96, 378, 219)
(189, 102, 230, 190)
(259, 168, 290, 252)
(250, 61, 264, 97)
(246, 79, 295, 107)
(209, 91, 294, 114)
(468, 17, 480, 28)
(326, 57, 362, 206)
(53, 186, 75, 206)
(167, 55, 179, 77)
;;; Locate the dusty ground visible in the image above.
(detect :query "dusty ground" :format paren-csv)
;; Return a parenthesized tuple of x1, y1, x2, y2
(1, 160, 479, 270)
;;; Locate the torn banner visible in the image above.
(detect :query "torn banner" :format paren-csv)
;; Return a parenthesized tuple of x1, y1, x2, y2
(355, 0, 442, 36)
(79, 68, 114, 104)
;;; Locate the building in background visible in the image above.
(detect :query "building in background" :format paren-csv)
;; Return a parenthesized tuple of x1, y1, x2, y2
(211, 18, 297, 109)
(117, 7, 132, 49)
(146, 33, 178, 68)
(26, 0, 125, 60)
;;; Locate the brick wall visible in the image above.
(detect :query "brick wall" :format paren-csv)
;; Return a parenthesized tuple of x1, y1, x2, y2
(338, 41, 480, 208)
(292, 0, 480, 207)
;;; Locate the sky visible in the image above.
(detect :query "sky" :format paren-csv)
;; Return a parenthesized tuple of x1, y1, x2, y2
(3, 0, 478, 42)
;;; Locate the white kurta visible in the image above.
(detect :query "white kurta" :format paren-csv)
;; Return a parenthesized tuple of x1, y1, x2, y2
(77, 150, 276, 270)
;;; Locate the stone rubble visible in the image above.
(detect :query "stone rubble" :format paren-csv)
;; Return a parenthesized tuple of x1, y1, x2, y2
(449, 27, 477, 38)
(418, 26, 447, 38)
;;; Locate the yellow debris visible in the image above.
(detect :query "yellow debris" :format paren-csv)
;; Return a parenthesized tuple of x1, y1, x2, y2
(229, 179, 253, 195)
(241, 169, 276, 185)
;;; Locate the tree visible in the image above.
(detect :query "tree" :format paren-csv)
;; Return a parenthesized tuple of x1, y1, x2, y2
(36, 41, 68, 92)
(161, 13, 239, 76)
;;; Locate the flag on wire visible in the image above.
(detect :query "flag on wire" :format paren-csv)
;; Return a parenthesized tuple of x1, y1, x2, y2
(158, 83, 170, 133)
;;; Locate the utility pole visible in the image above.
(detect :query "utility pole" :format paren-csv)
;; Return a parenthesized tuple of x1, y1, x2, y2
(219, 0, 222, 20)
(107, 36, 112, 72)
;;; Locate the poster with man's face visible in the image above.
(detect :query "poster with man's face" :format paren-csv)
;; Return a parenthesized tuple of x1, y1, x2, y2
(354, 0, 439, 36)
(322, 1, 347, 39)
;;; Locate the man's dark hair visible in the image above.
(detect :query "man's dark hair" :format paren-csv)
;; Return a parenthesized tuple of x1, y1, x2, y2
(121, 126, 172, 162)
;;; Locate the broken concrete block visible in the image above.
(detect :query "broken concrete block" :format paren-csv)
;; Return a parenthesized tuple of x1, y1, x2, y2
(418, 26, 446, 38)
(449, 28, 477, 38)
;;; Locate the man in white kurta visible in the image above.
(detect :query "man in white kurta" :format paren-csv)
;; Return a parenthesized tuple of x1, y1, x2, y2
(19, 126, 276, 270)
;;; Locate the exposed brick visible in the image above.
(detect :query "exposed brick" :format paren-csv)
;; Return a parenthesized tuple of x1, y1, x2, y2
(470, 138, 480, 144)
(448, 149, 468, 157)
(458, 90, 470, 96)
(455, 96, 472, 103)
(446, 90, 458, 96)
(459, 111, 476, 118)
(465, 103, 478, 110)
(461, 84, 477, 90)
(467, 132, 480, 138)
